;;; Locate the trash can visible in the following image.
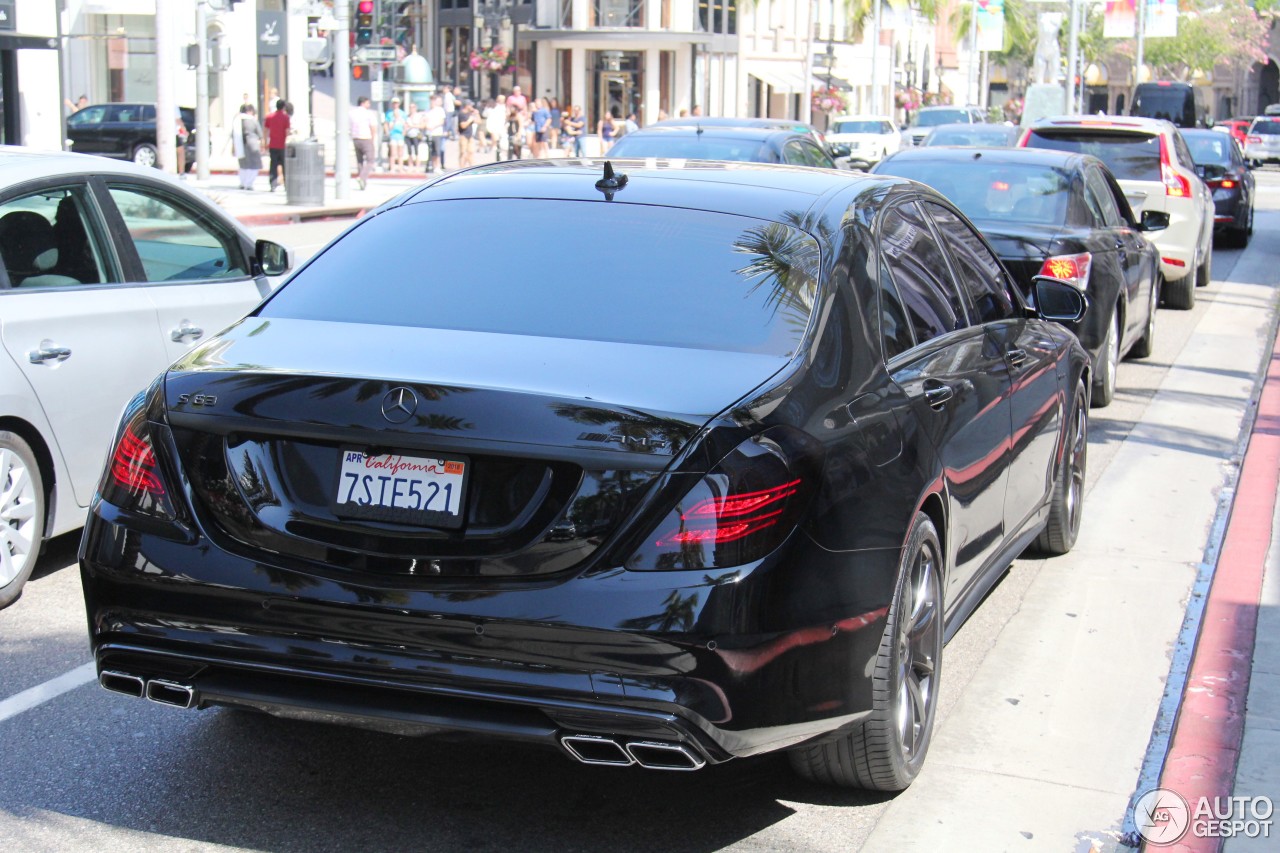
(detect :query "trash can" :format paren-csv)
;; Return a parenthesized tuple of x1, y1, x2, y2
(286, 138, 325, 206)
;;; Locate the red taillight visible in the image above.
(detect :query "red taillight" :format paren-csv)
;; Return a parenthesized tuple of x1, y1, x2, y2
(1159, 136, 1192, 198)
(111, 423, 165, 496)
(1039, 252, 1092, 291)
(1220, 179, 1237, 188)
(991, 180, 1010, 191)
(625, 429, 822, 571)
(99, 407, 178, 520)
(1247, 135, 1262, 144)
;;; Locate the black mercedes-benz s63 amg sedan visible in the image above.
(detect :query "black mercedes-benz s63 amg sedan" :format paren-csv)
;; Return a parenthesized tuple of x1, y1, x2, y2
(80, 159, 1090, 791)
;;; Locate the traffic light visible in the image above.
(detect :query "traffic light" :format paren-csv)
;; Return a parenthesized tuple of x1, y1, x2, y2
(355, 0, 374, 47)
(352, 64, 368, 80)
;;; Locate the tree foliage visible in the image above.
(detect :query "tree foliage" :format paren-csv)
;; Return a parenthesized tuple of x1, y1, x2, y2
(1139, 0, 1269, 79)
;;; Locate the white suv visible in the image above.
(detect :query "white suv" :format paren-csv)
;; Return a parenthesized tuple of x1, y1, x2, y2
(1022, 116, 1214, 310)
(825, 115, 900, 168)
(1243, 115, 1280, 167)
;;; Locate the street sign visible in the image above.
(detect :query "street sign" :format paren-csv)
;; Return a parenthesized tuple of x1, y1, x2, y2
(370, 80, 391, 102)
(356, 45, 397, 63)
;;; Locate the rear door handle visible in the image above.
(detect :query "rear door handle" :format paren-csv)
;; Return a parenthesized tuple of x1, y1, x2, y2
(170, 321, 204, 342)
(1006, 347, 1028, 367)
(923, 381, 954, 411)
(28, 342, 71, 364)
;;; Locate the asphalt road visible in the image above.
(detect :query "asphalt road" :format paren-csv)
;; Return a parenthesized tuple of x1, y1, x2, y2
(2, 171, 1278, 852)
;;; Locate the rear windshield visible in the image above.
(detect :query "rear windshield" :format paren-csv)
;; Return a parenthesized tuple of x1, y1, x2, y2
(832, 120, 890, 134)
(877, 160, 1071, 225)
(605, 136, 770, 162)
(914, 109, 970, 128)
(1251, 120, 1280, 136)
(925, 125, 1015, 147)
(1184, 133, 1233, 165)
(261, 199, 818, 356)
(1131, 88, 1192, 123)
(1025, 129, 1161, 181)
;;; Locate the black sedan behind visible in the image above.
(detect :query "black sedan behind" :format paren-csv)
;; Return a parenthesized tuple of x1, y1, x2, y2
(876, 147, 1162, 407)
(81, 160, 1089, 793)
(1183, 128, 1255, 247)
(605, 125, 838, 168)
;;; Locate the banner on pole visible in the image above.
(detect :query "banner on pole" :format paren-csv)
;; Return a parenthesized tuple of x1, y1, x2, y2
(1103, 0, 1136, 38)
(975, 0, 1005, 53)
(1146, 0, 1178, 38)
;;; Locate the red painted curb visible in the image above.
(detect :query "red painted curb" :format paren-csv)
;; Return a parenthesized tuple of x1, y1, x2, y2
(1156, 347, 1280, 852)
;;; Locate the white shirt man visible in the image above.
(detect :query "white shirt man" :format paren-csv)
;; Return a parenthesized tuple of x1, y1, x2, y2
(424, 97, 447, 172)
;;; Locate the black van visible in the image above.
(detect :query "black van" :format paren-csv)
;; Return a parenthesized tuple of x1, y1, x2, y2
(1130, 82, 1210, 128)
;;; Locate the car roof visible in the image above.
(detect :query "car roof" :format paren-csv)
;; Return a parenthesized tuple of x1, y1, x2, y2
(0, 146, 186, 182)
(830, 115, 894, 123)
(650, 117, 820, 133)
(882, 146, 1084, 169)
(396, 158, 909, 227)
(1032, 114, 1175, 134)
(613, 125, 803, 142)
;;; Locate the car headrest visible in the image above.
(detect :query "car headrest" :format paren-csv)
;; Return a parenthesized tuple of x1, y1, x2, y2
(0, 210, 58, 279)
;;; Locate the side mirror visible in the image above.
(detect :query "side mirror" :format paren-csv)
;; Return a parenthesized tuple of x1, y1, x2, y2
(1193, 164, 1206, 178)
(1032, 276, 1088, 323)
(254, 239, 292, 277)
(1139, 210, 1171, 232)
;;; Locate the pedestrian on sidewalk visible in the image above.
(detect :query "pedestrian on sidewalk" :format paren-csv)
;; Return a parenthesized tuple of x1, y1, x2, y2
(623, 112, 639, 137)
(442, 85, 458, 140)
(457, 100, 479, 168)
(264, 98, 290, 192)
(506, 86, 528, 115)
(484, 98, 508, 161)
(384, 98, 408, 173)
(597, 111, 617, 154)
(530, 98, 551, 159)
(350, 95, 378, 190)
(548, 97, 562, 152)
(506, 105, 525, 160)
(424, 95, 447, 173)
(233, 104, 263, 191)
(175, 108, 189, 177)
(405, 102, 425, 170)
(563, 104, 585, 158)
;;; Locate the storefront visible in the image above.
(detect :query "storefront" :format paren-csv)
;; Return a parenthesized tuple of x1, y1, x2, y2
(0, 1, 60, 149)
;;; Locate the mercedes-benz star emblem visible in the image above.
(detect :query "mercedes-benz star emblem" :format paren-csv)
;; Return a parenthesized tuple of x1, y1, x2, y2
(381, 387, 419, 424)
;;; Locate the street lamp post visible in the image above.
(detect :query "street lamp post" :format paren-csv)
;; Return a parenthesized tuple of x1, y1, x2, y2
(904, 58, 917, 124)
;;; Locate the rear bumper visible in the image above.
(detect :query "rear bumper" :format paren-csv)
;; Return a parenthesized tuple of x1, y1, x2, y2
(79, 506, 896, 765)
(1148, 207, 1202, 281)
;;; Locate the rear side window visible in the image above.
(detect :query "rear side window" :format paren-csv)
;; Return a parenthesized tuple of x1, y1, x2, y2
(0, 186, 110, 288)
(878, 201, 966, 344)
(1026, 130, 1161, 181)
(263, 199, 819, 357)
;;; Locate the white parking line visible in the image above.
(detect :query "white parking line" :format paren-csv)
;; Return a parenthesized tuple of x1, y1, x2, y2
(0, 662, 96, 724)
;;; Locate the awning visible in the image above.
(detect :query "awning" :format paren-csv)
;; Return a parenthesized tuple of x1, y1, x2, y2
(814, 75, 853, 92)
(748, 64, 808, 95)
(0, 34, 56, 50)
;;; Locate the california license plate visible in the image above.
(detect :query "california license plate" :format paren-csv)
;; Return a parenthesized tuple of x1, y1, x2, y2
(332, 449, 468, 528)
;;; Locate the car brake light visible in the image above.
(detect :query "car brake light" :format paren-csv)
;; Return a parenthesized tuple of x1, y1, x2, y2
(1220, 179, 1236, 188)
(991, 181, 1010, 191)
(1247, 135, 1262, 144)
(625, 427, 822, 571)
(99, 406, 178, 521)
(1158, 137, 1191, 198)
(1039, 252, 1092, 291)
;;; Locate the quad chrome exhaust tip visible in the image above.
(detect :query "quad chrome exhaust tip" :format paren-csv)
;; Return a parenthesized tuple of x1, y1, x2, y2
(560, 734, 706, 771)
(144, 679, 196, 709)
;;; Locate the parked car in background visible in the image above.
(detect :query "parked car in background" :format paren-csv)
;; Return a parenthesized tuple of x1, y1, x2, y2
(876, 147, 1161, 407)
(920, 123, 1023, 148)
(66, 103, 196, 169)
(824, 115, 900, 168)
(905, 106, 986, 146)
(1022, 116, 1213, 310)
(1182, 128, 1254, 247)
(1214, 118, 1253, 148)
(80, 159, 1091, 793)
(1243, 115, 1280, 168)
(648, 117, 829, 153)
(1129, 82, 1210, 128)
(605, 125, 839, 168)
(0, 148, 290, 607)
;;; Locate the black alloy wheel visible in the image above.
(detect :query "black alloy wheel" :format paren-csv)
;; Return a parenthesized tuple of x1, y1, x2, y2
(1091, 308, 1121, 408)
(1128, 278, 1159, 360)
(1037, 381, 1088, 555)
(789, 512, 944, 791)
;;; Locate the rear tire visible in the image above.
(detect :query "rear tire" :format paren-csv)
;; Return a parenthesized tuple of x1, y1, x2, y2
(1195, 243, 1212, 287)
(1036, 381, 1088, 556)
(1164, 270, 1196, 310)
(1128, 277, 1159, 360)
(0, 432, 45, 609)
(789, 512, 943, 791)
(1091, 308, 1120, 408)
